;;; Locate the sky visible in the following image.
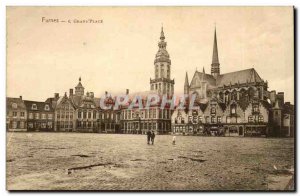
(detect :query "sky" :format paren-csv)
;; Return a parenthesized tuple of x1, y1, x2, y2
(7, 6, 294, 103)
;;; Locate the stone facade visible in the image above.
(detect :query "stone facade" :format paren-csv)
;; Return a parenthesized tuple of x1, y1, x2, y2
(173, 28, 294, 137)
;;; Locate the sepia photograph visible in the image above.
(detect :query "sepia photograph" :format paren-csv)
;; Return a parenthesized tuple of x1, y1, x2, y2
(6, 6, 295, 191)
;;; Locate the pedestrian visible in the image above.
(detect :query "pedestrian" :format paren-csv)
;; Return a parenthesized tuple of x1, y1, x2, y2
(146, 130, 151, 144)
(150, 131, 155, 145)
(172, 136, 176, 145)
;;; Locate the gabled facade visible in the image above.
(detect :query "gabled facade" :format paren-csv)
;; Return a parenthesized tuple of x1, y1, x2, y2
(6, 96, 27, 132)
(54, 93, 76, 132)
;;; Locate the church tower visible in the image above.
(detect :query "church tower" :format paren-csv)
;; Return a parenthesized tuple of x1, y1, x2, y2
(75, 77, 85, 96)
(211, 27, 220, 78)
(150, 26, 175, 96)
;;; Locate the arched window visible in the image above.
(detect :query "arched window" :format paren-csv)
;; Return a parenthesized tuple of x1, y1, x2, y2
(12, 103, 17, 109)
(258, 115, 264, 122)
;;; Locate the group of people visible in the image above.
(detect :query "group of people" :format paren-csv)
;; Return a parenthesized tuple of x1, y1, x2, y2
(146, 130, 155, 145)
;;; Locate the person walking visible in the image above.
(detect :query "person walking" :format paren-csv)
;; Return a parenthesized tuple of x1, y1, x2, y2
(150, 131, 155, 145)
(146, 130, 151, 144)
(172, 135, 176, 145)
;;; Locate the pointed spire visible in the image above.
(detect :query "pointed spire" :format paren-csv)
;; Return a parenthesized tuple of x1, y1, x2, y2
(184, 71, 189, 95)
(212, 27, 219, 65)
(185, 72, 189, 85)
(203, 66, 205, 74)
(211, 26, 220, 78)
(79, 77, 81, 82)
(160, 25, 165, 41)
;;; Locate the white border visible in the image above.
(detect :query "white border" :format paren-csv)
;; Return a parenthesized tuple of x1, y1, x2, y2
(1, 1, 298, 196)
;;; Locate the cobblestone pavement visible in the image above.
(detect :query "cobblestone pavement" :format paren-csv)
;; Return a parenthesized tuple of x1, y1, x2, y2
(6, 132, 294, 191)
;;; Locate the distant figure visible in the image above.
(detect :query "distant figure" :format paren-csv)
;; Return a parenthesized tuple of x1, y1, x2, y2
(146, 130, 151, 144)
(172, 136, 176, 145)
(150, 131, 155, 145)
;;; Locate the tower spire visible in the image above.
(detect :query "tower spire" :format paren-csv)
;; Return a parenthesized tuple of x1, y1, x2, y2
(211, 26, 220, 78)
(160, 25, 165, 41)
(184, 72, 189, 95)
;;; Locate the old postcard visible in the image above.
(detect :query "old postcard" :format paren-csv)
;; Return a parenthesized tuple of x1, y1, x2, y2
(6, 6, 294, 191)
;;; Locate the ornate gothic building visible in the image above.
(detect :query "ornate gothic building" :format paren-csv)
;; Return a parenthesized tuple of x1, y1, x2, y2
(172, 28, 294, 137)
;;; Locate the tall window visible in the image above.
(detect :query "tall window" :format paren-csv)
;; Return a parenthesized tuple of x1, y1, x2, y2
(248, 116, 254, 123)
(258, 115, 264, 122)
(42, 113, 46, 119)
(211, 116, 216, 123)
(226, 117, 231, 123)
(20, 112, 25, 117)
(13, 112, 17, 117)
(48, 114, 53, 119)
(211, 107, 216, 114)
(230, 104, 236, 115)
(93, 111, 97, 119)
(198, 116, 203, 123)
(253, 104, 259, 113)
(217, 116, 221, 123)
(35, 113, 39, 119)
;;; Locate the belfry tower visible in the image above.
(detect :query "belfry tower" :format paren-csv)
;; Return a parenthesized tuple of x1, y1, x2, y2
(211, 27, 220, 78)
(150, 26, 175, 96)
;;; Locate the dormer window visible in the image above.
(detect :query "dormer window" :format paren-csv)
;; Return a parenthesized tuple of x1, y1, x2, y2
(32, 104, 37, 110)
(45, 105, 50, 111)
(12, 103, 17, 109)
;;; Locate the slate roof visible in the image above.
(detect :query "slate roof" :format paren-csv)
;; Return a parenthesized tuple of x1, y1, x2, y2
(7, 97, 26, 110)
(24, 100, 54, 112)
(216, 68, 263, 87)
(190, 68, 264, 89)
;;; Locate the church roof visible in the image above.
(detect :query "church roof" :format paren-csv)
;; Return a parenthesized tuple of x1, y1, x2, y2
(216, 68, 263, 87)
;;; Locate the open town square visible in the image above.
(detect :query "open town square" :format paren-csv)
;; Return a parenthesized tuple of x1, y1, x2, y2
(7, 132, 294, 190)
(6, 7, 294, 191)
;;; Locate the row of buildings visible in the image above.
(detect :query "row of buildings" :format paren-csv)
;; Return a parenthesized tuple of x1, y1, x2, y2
(7, 26, 294, 137)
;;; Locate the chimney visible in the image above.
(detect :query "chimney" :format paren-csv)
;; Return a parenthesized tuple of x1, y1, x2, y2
(55, 93, 59, 99)
(269, 90, 276, 105)
(105, 91, 108, 97)
(86, 92, 90, 97)
(277, 92, 284, 107)
(69, 89, 73, 96)
(90, 92, 94, 98)
(19, 96, 22, 100)
(126, 89, 129, 95)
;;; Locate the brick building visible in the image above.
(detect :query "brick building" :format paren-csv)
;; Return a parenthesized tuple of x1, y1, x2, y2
(24, 100, 54, 131)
